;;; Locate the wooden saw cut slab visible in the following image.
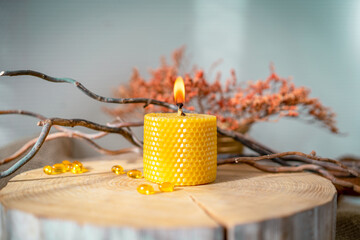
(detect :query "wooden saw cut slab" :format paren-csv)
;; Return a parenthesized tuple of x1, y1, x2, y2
(0, 156, 337, 240)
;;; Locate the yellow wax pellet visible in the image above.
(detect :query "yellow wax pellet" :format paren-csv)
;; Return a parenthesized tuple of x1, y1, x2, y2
(111, 165, 125, 175)
(127, 169, 142, 179)
(52, 163, 67, 174)
(73, 160, 83, 168)
(43, 165, 53, 175)
(158, 182, 175, 192)
(137, 184, 155, 195)
(71, 164, 83, 174)
(62, 160, 72, 171)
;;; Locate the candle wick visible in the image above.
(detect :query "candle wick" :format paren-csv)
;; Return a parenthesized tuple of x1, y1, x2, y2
(177, 103, 186, 116)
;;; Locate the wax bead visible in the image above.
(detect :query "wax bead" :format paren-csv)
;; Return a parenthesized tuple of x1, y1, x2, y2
(111, 165, 125, 175)
(70, 160, 84, 174)
(52, 163, 67, 174)
(73, 160, 83, 168)
(43, 165, 53, 175)
(62, 160, 72, 171)
(71, 164, 83, 174)
(158, 182, 175, 192)
(127, 169, 142, 179)
(137, 184, 155, 195)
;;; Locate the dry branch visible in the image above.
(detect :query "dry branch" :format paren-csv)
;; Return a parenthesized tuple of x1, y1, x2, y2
(218, 158, 360, 193)
(37, 118, 143, 147)
(0, 117, 143, 177)
(0, 132, 140, 165)
(0, 121, 52, 177)
(0, 110, 143, 165)
(1, 110, 108, 139)
(216, 127, 289, 165)
(0, 70, 179, 111)
(217, 151, 359, 177)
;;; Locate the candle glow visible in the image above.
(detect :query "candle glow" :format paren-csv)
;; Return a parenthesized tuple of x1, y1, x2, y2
(174, 76, 185, 104)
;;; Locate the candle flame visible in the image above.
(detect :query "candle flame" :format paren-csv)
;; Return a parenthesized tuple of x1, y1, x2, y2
(174, 76, 185, 104)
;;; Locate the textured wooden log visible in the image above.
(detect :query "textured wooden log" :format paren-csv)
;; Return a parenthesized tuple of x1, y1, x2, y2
(0, 156, 337, 240)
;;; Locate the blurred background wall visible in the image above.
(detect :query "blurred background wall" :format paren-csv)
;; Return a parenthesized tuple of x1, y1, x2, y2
(0, 0, 359, 158)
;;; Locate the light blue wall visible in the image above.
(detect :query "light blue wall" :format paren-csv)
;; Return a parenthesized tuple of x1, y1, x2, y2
(1, 0, 359, 158)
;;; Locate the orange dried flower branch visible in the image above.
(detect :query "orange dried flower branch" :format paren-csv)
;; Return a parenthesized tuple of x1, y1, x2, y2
(106, 47, 338, 133)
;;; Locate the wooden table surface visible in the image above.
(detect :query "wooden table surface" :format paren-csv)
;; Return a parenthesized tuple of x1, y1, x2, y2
(0, 154, 337, 240)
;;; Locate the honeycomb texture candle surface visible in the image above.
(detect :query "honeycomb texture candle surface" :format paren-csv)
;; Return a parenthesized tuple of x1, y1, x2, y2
(143, 113, 217, 186)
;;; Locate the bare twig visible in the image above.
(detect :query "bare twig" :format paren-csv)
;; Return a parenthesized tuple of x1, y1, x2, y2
(216, 127, 290, 166)
(0, 110, 47, 119)
(0, 110, 68, 133)
(218, 158, 360, 193)
(0, 110, 143, 140)
(37, 118, 143, 148)
(0, 122, 52, 177)
(217, 154, 354, 177)
(0, 110, 106, 139)
(80, 141, 140, 155)
(0, 117, 143, 177)
(0, 132, 140, 165)
(280, 155, 359, 176)
(218, 151, 359, 177)
(0, 70, 179, 111)
(0, 110, 143, 165)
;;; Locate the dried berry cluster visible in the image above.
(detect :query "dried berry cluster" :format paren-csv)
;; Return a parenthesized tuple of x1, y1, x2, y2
(110, 47, 336, 133)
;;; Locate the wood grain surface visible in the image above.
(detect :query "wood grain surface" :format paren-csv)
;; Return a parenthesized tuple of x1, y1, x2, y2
(0, 155, 337, 240)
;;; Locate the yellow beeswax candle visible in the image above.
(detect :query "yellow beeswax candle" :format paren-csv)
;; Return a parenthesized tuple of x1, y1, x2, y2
(143, 113, 217, 186)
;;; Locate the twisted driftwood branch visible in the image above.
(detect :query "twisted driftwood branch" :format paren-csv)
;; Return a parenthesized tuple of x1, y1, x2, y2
(0, 70, 178, 111)
(217, 128, 288, 165)
(217, 151, 358, 177)
(0, 110, 143, 164)
(0, 117, 143, 177)
(0, 129, 140, 165)
(0, 122, 52, 178)
(218, 157, 360, 193)
(37, 118, 143, 148)
(1, 110, 108, 139)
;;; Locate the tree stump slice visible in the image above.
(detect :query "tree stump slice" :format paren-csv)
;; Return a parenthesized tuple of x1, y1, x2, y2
(0, 156, 337, 240)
